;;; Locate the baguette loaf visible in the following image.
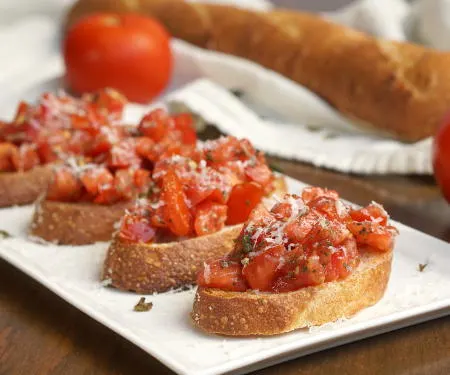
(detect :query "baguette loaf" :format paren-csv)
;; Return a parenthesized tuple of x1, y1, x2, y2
(192, 249, 392, 336)
(0, 165, 53, 207)
(66, 0, 450, 142)
(29, 200, 131, 245)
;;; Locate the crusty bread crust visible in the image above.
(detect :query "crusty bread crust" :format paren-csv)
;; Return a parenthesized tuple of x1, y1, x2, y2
(29, 200, 131, 245)
(66, 0, 450, 142)
(191, 250, 393, 336)
(103, 225, 242, 293)
(0, 165, 53, 207)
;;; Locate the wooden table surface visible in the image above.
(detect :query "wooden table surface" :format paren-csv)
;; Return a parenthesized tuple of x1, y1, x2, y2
(2, 1, 450, 374)
(1, 157, 450, 375)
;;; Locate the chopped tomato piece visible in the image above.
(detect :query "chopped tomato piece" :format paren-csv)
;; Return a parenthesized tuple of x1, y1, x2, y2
(349, 202, 388, 225)
(194, 201, 227, 236)
(161, 168, 192, 236)
(135, 136, 155, 159)
(107, 139, 140, 169)
(245, 163, 273, 187)
(347, 221, 396, 252)
(197, 259, 247, 292)
(94, 185, 121, 204)
(46, 167, 82, 202)
(119, 214, 155, 243)
(242, 245, 285, 291)
(134, 169, 151, 189)
(11, 144, 40, 172)
(172, 113, 197, 146)
(80, 167, 114, 196)
(226, 182, 265, 225)
(114, 169, 134, 200)
(0, 143, 17, 171)
(302, 187, 339, 204)
(138, 108, 170, 142)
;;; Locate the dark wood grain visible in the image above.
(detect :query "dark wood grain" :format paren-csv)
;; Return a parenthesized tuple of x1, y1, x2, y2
(1, 158, 450, 375)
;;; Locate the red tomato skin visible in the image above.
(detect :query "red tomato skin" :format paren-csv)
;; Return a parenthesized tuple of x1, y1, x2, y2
(433, 115, 450, 203)
(64, 14, 173, 103)
(226, 182, 265, 225)
(161, 168, 192, 237)
(197, 260, 248, 292)
(194, 201, 227, 236)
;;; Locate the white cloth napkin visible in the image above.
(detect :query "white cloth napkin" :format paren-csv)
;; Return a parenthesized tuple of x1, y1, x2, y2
(0, 0, 445, 176)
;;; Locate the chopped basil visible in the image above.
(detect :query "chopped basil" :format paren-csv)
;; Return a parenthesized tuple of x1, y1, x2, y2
(230, 89, 244, 98)
(242, 234, 253, 253)
(0, 229, 11, 239)
(134, 297, 153, 312)
(418, 263, 428, 272)
(220, 260, 229, 268)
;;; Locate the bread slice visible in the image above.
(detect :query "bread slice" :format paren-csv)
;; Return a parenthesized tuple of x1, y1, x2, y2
(103, 176, 287, 293)
(103, 224, 242, 293)
(29, 200, 131, 245)
(0, 165, 53, 207)
(191, 249, 393, 336)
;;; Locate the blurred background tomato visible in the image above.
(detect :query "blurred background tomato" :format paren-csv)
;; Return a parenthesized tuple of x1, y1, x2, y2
(63, 13, 172, 103)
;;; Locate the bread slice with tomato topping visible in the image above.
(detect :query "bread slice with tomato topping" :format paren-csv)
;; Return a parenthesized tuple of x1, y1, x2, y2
(102, 137, 287, 293)
(29, 108, 200, 245)
(0, 89, 127, 207)
(192, 188, 398, 336)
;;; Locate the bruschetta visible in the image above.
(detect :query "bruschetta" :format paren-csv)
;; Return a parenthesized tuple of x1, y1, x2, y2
(0, 88, 127, 207)
(29, 108, 199, 245)
(192, 188, 398, 336)
(102, 136, 287, 293)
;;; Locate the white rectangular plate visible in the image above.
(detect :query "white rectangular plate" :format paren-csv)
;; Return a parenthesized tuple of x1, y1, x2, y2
(0, 177, 449, 375)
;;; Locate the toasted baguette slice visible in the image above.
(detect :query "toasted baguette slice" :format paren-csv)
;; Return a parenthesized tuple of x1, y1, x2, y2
(103, 224, 242, 293)
(192, 250, 393, 336)
(29, 200, 131, 245)
(0, 165, 53, 207)
(103, 176, 287, 293)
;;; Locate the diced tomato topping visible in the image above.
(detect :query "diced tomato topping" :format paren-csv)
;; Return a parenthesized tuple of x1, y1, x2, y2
(197, 260, 248, 292)
(302, 187, 339, 204)
(134, 169, 151, 189)
(46, 167, 82, 202)
(245, 163, 273, 187)
(198, 189, 397, 294)
(119, 214, 155, 243)
(138, 108, 170, 142)
(107, 139, 140, 169)
(172, 113, 197, 146)
(349, 203, 388, 225)
(80, 167, 114, 196)
(194, 201, 227, 236)
(242, 245, 285, 291)
(10, 144, 40, 172)
(226, 182, 265, 225)
(347, 221, 396, 252)
(114, 169, 134, 200)
(161, 168, 192, 237)
(0, 143, 17, 171)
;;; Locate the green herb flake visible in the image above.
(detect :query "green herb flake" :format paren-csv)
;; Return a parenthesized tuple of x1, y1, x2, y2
(0, 229, 11, 239)
(134, 297, 153, 312)
(242, 234, 253, 253)
(220, 260, 229, 268)
(418, 263, 428, 272)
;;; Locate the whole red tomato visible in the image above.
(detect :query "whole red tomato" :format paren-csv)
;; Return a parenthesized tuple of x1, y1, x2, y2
(63, 13, 172, 103)
(433, 114, 450, 203)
